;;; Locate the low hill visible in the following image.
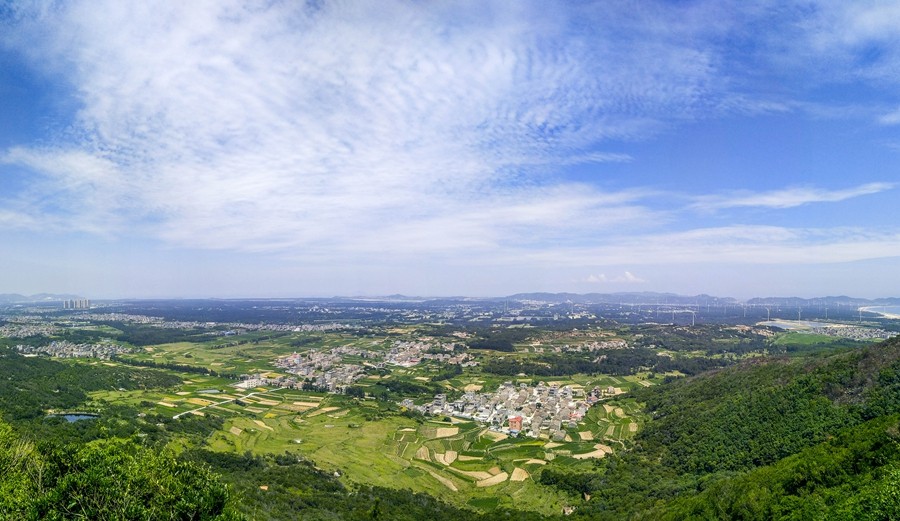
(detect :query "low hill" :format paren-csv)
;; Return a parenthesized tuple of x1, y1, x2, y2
(555, 335, 900, 519)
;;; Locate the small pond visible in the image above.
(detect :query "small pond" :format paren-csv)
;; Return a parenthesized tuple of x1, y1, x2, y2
(48, 413, 99, 422)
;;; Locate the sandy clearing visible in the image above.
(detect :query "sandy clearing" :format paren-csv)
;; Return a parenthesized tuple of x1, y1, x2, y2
(578, 431, 594, 441)
(457, 455, 481, 461)
(572, 450, 607, 460)
(399, 428, 416, 432)
(414, 377, 430, 381)
(229, 426, 243, 436)
(307, 407, 340, 417)
(476, 472, 509, 487)
(444, 451, 458, 464)
(253, 420, 274, 432)
(434, 427, 459, 438)
(544, 442, 562, 448)
(189, 410, 205, 416)
(524, 459, 547, 465)
(463, 384, 483, 392)
(293, 401, 321, 408)
(453, 469, 494, 480)
(246, 407, 265, 414)
(488, 466, 501, 475)
(603, 404, 614, 414)
(277, 403, 314, 412)
(256, 399, 279, 406)
(638, 380, 653, 387)
(629, 423, 638, 432)
(564, 434, 573, 442)
(605, 425, 616, 436)
(595, 444, 614, 454)
(157, 401, 177, 408)
(510, 468, 529, 481)
(210, 362, 224, 366)
(175, 391, 191, 396)
(415, 446, 430, 461)
(434, 452, 447, 465)
(426, 470, 458, 492)
(614, 408, 625, 417)
(187, 398, 214, 406)
(327, 410, 349, 418)
(483, 430, 507, 442)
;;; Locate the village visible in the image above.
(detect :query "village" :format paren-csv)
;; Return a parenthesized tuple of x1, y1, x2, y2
(405, 380, 622, 441)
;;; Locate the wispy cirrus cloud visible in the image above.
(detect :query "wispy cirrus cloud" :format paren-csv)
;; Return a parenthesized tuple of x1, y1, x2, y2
(690, 182, 895, 211)
(0, 0, 716, 257)
(585, 272, 646, 284)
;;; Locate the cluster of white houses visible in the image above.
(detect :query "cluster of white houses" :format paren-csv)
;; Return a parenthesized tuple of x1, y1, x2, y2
(406, 381, 619, 441)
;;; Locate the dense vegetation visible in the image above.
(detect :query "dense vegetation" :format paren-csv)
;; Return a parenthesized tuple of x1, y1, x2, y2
(0, 421, 238, 520)
(0, 348, 180, 420)
(482, 349, 728, 377)
(4, 307, 900, 520)
(536, 336, 900, 519)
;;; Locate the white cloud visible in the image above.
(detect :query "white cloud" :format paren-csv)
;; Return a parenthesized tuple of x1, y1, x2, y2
(585, 271, 646, 284)
(527, 226, 900, 267)
(690, 183, 894, 211)
(879, 106, 900, 125)
(0, 0, 719, 259)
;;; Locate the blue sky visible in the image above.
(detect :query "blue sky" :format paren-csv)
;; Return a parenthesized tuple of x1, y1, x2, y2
(0, 0, 898, 299)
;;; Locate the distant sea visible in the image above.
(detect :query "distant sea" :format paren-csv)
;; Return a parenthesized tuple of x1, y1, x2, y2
(868, 306, 900, 317)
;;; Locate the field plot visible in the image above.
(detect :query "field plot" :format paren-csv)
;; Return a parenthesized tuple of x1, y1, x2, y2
(81, 331, 648, 516)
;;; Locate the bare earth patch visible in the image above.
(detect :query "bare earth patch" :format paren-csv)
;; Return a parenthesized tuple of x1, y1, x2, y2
(307, 407, 340, 417)
(614, 407, 625, 417)
(255, 399, 279, 406)
(454, 470, 494, 480)
(187, 398, 214, 406)
(457, 455, 481, 461)
(510, 468, 529, 481)
(524, 459, 547, 465)
(426, 470, 458, 492)
(605, 425, 616, 436)
(463, 384, 483, 392)
(488, 466, 502, 475)
(638, 380, 653, 387)
(415, 446, 431, 461)
(603, 404, 614, 414)
(444, 450, 458, 464)
(544, 442, 562, 449)
(229, 426, 243, 436)
(578, 431, 594, 441)
(293, 401, 322, 408)
(157, 401, 177, 408)
(434, 427, 459, 438)
(483, 430, 508, 442)
(476, 472, 509, 487)
(629, 423, 638, 432)
(253, 420, 274, 432)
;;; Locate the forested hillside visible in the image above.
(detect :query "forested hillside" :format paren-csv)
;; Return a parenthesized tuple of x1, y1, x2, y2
(4, 336, 900, 519)
(556, 336, 900, 519)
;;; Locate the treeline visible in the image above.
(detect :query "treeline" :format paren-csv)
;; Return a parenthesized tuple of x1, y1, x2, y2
(536, 336, 900, 519)
(466, 328, 535, 352)
(483, 350, 728, 377)
(0, 423, 238, 520)
(347, 377, 445, 401)
(0, 349, 180, 420)
(97, 320, 220, 346)
(112, 355, 240, 379)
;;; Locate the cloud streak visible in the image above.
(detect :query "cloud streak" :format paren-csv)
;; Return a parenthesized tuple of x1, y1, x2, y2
(690, 183, 895, 211)
(0, 0, 899, 297)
